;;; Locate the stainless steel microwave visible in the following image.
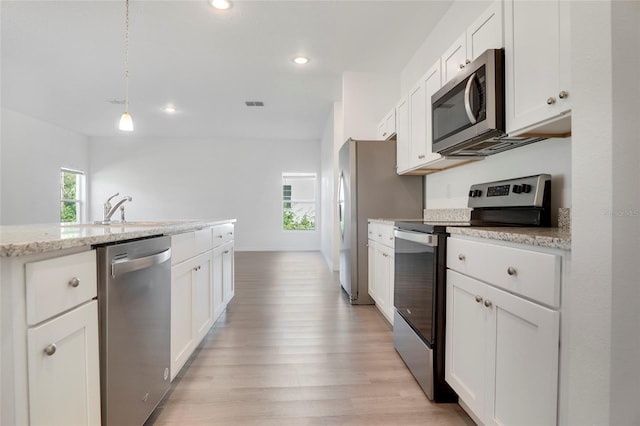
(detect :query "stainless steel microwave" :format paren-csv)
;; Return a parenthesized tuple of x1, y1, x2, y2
(431, 48, 540, 157)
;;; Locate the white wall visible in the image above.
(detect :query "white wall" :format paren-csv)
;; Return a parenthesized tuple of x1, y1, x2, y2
(342, 71, 399, 141)
(568, 2, 640, 425)
(319, 102, 343, 271)
(0, 109, 90, 225)
(89, 136, 321, 252)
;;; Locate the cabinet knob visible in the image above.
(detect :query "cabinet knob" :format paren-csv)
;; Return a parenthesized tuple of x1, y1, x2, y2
(507, 266, 517, 276)
(382, 132, 387, 137)
(465, 59, 471, 64)
(459, 63, 465, 69)
(224, 250, 230, 254)
(458, 254, 466, 261)
(558, 90, 569, 99)
(418, 154, 426, 159)
(547, 97, 556, 105)
(217, 235, 223, 239)
(44, 343, 57, 356)
(484, 299, 493, 308)
(378, 233, 383, 237)
(475, 295, 483, 304)
(68, 277, 80, 288)
(228, 232, 233, 235)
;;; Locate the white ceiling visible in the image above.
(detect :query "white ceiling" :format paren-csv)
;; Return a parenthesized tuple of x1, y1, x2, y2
(1, 0, 452, 140)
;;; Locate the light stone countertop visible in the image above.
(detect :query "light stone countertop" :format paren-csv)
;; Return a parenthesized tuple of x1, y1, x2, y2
(446, 226, 571, 250)
(0, 219, 236, 257)
(368, 218, 423, 226)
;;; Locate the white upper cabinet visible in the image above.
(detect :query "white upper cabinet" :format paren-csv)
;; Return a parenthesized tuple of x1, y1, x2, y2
(442, 1, 503, 84)
(504, 0, 571, 136)
(376, 108, 397, 141)
(409, 61, 442, 169)
(395, 97, 410, 173)
(442, 33, 468, 84)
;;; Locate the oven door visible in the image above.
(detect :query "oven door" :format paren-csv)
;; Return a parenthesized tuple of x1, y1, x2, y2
(393, 229, 438, 347)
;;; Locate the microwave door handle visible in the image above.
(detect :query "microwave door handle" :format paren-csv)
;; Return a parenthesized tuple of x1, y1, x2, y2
(464, 73, 478, 124)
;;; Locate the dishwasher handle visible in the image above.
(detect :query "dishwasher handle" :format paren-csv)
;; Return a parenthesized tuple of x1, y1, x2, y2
(394, 230, 438, 247)
(111, 248, 172, 278)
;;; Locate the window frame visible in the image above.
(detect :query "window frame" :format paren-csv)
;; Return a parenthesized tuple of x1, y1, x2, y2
(282, 172, 317, 231)
(60, 168, 86, 224)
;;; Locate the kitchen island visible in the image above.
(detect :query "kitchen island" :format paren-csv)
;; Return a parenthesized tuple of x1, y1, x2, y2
(0, 219, 235, 426)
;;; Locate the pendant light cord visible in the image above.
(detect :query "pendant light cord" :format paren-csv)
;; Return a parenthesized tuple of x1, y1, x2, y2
(124, 0, 130, 112)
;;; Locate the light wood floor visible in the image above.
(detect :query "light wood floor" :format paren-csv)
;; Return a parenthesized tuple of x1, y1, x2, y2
(147, 251, 474, 426)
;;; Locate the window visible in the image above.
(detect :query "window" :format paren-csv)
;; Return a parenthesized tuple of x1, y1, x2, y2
(282, 173, 316, 230)
(60, 168, 85, 223)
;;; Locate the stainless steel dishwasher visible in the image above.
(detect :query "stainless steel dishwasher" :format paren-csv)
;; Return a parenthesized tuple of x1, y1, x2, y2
(96, 236, 172, 426)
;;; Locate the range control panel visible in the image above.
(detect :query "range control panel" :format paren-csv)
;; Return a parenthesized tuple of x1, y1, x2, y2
(467, 174, 551, 209)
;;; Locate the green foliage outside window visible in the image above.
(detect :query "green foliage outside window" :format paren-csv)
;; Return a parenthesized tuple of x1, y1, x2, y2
(283, 206, 315, 230)
(60, 170, 81, 223)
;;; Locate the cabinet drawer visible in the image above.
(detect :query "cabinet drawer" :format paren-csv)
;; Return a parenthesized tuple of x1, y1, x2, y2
(212, 223, 234, 247)
(447, 238, 561, 307)
(368, 222, 394, 248)
(172, 229, 212, 265)
(26, 250, 97, 325)
(377, 224, 395, 248)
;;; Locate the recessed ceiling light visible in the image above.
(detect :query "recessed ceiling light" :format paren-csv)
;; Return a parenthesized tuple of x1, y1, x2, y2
(210, 0, 231, 10)
(164, 105, 176, 113)
(293, 56, 309, 65)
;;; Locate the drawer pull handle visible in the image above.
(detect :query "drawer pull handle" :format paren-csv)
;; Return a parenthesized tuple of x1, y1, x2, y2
(507, 266, 517, 276)
(458, 254, 466, 261)
(68, 277, 80, 288)
(484, 299, 493, 308)
(475, 295, 483, 304)
(44, 343, 57, 356)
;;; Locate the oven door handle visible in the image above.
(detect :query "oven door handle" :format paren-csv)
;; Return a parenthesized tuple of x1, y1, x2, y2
(394, 230, 438, 247)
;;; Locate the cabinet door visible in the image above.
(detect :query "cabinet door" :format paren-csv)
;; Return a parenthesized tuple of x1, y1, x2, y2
(375, 244, 394, 324)
(171, 259, 194, 379)
(441, 33, 467, 83)
(27, 301, 100, 426)
(367, 240, 377, 301)
(466, 0, 503, 62)
(504, 0, 569, 133)
(395, 97, 410, 173)
(192, 252, 213, 344)
(423, 61, 443, 163)
(484, 284, 560, 426)
(408, 80, 426, 168)
(212, 246, 225, 321)
(384, 109, 396, 138)
(222, 242, 235, 305)
(377, 120, 386, 140)
(445, 270, 487, 419)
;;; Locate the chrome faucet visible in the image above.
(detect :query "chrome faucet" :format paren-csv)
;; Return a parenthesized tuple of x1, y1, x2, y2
(101, 192, 132, 224)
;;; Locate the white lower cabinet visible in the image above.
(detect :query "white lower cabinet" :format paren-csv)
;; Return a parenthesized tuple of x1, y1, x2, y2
(367, 221, 395, 324)
(222, 241, 235, 305)
(27, 301, 101, 426)
(446, 237, 561, 425)
(1, 248, 100, 426)
(170, 223, 235, 380)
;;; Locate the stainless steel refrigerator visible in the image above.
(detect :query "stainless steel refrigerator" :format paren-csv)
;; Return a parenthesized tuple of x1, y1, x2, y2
(338, 138, 423, 304)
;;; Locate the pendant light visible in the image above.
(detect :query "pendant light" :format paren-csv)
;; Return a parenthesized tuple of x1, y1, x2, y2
(118, 0, 133, 131)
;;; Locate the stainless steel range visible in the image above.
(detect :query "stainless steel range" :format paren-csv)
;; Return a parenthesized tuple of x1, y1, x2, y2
(393, 174, 551, 402)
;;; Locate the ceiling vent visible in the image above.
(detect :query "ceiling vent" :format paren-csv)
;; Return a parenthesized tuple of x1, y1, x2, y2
(245, 101, 264, 107)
